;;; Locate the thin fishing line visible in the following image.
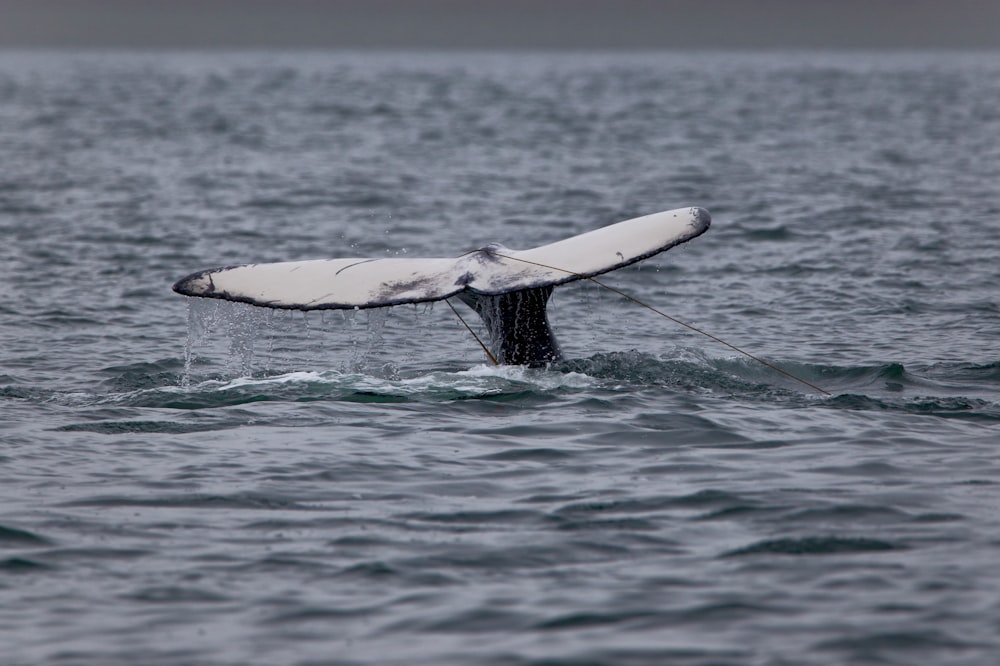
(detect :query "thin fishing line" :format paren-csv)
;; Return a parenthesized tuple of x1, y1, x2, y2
(445, 298, 499, 366)
(489, 251, 832, 396)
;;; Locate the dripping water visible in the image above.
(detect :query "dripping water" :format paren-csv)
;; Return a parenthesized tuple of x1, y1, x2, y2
(183, 301, 417, 383)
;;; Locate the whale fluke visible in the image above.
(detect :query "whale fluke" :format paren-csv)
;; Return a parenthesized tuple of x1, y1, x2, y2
(173, 207, 710, 365)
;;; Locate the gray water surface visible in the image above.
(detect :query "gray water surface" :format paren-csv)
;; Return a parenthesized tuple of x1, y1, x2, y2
(2, 51, 999, 666)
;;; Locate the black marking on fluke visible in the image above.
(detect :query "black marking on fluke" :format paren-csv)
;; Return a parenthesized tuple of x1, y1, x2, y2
(454, 271, 475, 287)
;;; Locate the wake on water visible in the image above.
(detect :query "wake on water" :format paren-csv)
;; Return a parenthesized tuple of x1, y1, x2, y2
(36, 300, 996, 425)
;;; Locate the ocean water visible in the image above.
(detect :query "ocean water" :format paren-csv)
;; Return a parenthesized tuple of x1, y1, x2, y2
(1, 50, 999, 666)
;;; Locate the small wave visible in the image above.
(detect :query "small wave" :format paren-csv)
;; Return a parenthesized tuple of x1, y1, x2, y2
(0, 524, 52, 546)
(815, 629, 981, 653)
(723, 536, 905, 557)
(125, 586, 230, 604)
(713, 357, 1000, 419)
(557, 350, 781, 395)
(0, 556, 52, 573)
(53, 420, 228, 434)
(738, 225, 801, 241)
(828, 394, 1000, 421)
(98, 358, 185, 392)
(923, 359, 1000, 385)
(60, 492, 315, 511)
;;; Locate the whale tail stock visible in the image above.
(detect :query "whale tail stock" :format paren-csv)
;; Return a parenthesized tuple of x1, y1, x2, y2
(456, 286, 560, 366)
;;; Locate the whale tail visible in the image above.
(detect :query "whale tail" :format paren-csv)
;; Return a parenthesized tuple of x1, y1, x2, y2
(172, 207, 710, 365)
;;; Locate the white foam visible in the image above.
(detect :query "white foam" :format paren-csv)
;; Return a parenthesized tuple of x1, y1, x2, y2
(194, 364, 596, 398)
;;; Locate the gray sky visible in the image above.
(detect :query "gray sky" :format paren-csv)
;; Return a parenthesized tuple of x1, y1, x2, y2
(1, 0, 999, 49)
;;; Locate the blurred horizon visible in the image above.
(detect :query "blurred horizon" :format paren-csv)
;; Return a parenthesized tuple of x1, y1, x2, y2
(2, 0, 999, 50)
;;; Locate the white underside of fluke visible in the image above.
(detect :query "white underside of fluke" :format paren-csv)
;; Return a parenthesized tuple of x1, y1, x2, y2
(173, 207, 710, 310)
